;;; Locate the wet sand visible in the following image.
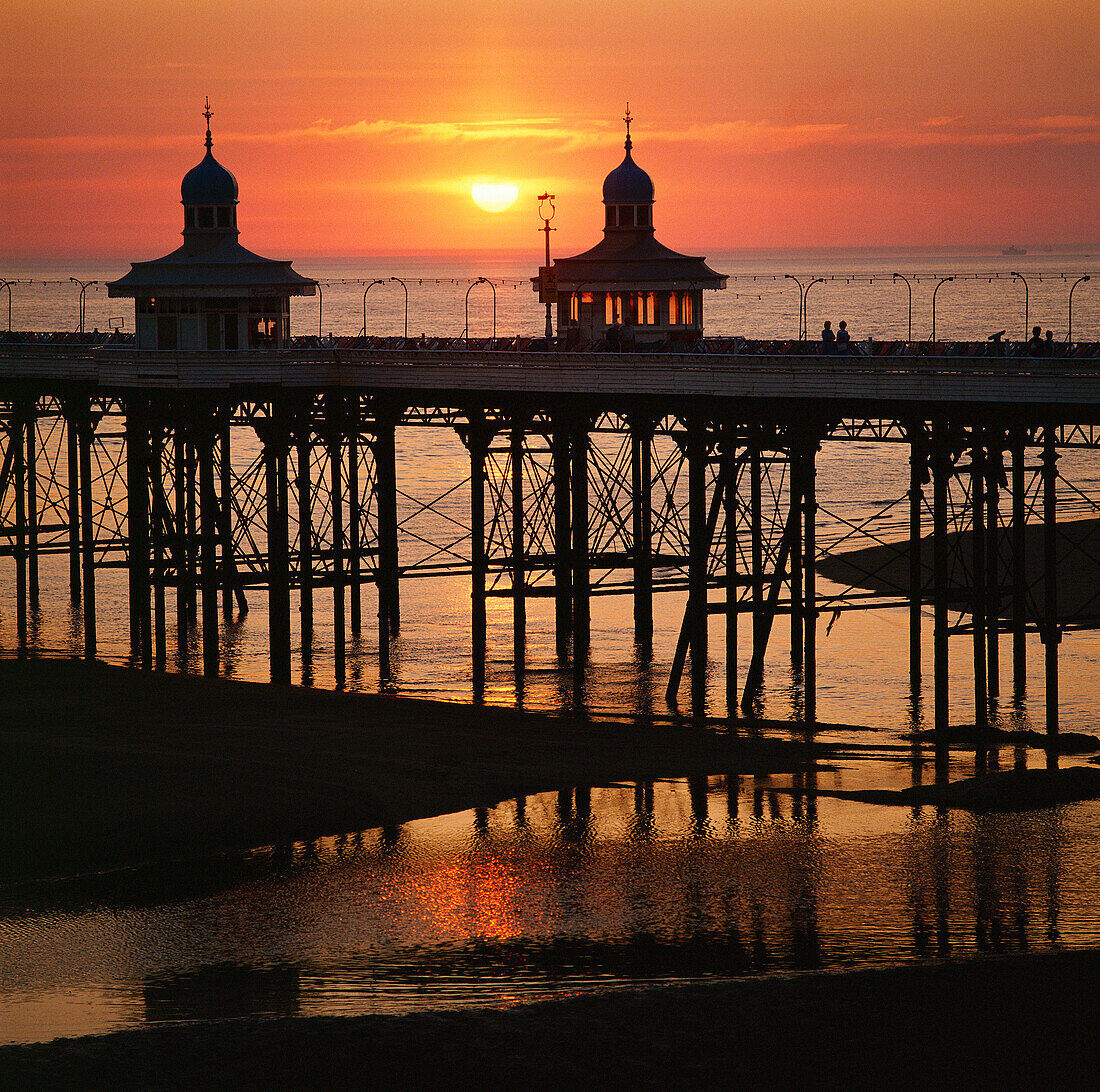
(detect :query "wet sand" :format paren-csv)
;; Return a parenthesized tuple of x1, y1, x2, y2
(0, 657, 823, 884)
(818, 516, 1100, 621)
(2, 950, 1096, 1089)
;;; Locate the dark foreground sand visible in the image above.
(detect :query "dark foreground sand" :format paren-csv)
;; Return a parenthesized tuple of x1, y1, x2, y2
(2, 951, 1096, 1090)
(1, 657, 824, 884)
(4, 658, 1099, 1088)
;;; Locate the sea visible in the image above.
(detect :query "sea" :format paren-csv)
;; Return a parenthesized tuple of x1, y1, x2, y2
(2, 247, 1100, 1045)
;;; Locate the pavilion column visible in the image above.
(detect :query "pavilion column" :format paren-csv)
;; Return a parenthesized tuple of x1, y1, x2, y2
(908, 424, 927, 693)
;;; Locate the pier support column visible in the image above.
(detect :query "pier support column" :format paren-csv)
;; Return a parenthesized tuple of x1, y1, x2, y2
(67, 416, 80, 605)
(77, 409, 97, 661)
(261, 417, 292, 685)
(174, 432, 188, 654)
(13, 405, 27, 647)
(630, 416, 653, 653)
(1042, 427, 1060, 736)
(552, 421, 572, 659)
(150, 422, 167, 670)
(328, 426, 346, 688)
(295, 424, 314, 674)
(986, 438, 1001, 700)
(571, 420, 591, 698)
(197, 422, 220, 677)
(749, 430, 764, 677)
(802, 437, 819, 726)
(26, 402, 39, 612)
(971, 430, 988, 728)
(375, 407, 401, 654)
(466, 421, 491, 702)
(348, 405, 362, 641)
(126, 399, 152, 668)
(687, 417, 709, 716)
(789, 444, 803, 671)
(909, 424, 927, 692)
(1011, 432, 1027, 699)
(931, 425, 951, 731)
(511, 416, 527, 677)
(722, 427, 738, 713)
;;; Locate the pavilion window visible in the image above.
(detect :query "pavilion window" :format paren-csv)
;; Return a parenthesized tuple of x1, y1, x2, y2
(682, 292, 694, 324)
(185, 208, 196, 229)
(637, 205, 650, 227)
(216, 207, 232, 228)
(646, 292, 657, 324)
(198, 207, 214, 229)
(618, 206, 635, 227)
(605, 207, 616, 227)
(668, 292, 679, 326)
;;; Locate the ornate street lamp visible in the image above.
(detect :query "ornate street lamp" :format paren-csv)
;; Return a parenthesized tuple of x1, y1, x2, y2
(1010, 271, 1029, 339)
(892, 273, 912, 342)
(361, 279, 384, 337)
(464, 277, 497, 342)
(537, 193, 556, 340)
(1068, 274, 1091, 345)
(784, 274, 805, 340)
(69, 278, 98, 335)
(803, 277, 825, 341)
(931, 276, 953, 343)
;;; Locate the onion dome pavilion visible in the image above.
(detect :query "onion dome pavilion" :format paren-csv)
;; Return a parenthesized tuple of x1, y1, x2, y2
(107, 100, 316, 350)
(545, 107, 726, 346)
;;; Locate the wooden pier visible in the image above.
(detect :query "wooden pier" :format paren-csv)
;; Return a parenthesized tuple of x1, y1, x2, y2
(3, 339, 1100, 730)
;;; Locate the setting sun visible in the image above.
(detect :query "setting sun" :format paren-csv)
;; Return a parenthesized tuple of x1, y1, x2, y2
(470, 183, 520, 213)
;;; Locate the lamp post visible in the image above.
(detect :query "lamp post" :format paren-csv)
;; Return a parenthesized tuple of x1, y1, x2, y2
(931, 276, 953, 343)
(69, 278, 98, 334)
(1010, 271, 1029, 339)
(361, 279, 384, 337)
(537, 193, 556, 340)
(1068, 274, 1091, 345)
(803, 277, 824, 341)
(464, 277, 496, 342)
(0, 279, 12, 334)
(892, 273, 912, 341)
(316, 282, 324, 339)
(784, 274, 805, 340)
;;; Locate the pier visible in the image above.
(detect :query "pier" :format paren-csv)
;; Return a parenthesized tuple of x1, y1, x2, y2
(2, 337, 1100, 730)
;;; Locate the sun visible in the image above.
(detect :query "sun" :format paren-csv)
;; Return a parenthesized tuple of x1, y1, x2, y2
(471, 182, 519, 213)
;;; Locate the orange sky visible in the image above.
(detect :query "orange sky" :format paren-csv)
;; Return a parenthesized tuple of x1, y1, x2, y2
(2, 0, 1097, 258)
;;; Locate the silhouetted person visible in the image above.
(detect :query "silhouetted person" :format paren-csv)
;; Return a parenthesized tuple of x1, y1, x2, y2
(1044, 329, 1056, 357)
(821, 320, 835, 354)
(836, 320, 851, 354)
(1026, 325, 1044, 357)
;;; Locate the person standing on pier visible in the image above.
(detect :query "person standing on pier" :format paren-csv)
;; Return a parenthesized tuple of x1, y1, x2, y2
(821, 320, 836, 354)
(1027, 325, 1046, 357)
(837, 320, 851, 354)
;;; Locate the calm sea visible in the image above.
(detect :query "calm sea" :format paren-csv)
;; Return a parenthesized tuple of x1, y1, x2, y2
(2, 249, 1100, 1045)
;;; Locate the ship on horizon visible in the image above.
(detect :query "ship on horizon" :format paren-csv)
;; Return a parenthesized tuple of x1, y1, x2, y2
(1003, 245, 1027, 255)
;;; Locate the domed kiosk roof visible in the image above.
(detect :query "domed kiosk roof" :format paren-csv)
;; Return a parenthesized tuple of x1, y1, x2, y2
(602, 144, 654, 204)
(181, 147, 239, 205)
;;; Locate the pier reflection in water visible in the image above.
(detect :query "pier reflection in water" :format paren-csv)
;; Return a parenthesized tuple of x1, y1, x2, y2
(1, 764, 1098, 1045)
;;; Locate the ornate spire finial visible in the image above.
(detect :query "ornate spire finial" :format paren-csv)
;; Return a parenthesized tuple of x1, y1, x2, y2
(203, 97, 213, 151)
(624, 102, 633, 152)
